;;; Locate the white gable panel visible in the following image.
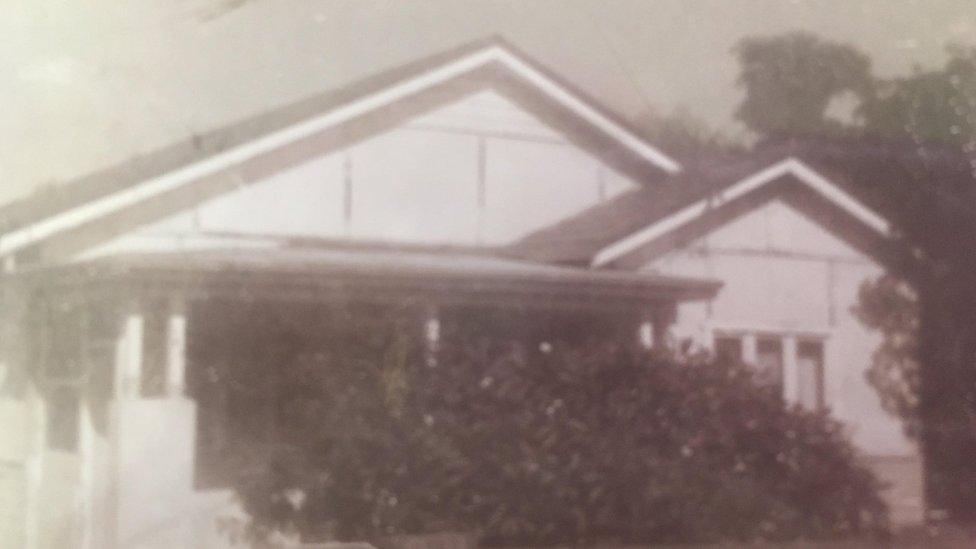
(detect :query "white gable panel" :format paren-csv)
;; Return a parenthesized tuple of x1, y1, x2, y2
(197, 154, 346, 238)
(483, 139, 630, 245)
(133, 210, 197, 236)
(348, 128, 480, 243)
(406, 90, 565, 140)
(700, 199, 865, 259)
(602, 169, 637, 201)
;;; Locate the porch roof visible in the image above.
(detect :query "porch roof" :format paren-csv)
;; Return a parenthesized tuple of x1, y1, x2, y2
(30, 245, 720, 311)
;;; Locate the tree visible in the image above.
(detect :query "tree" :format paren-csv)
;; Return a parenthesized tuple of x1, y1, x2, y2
(733, 32, 874, 138)
(858, 45, 976, 517)
(860, 45, 976, 147)
(635, 107, 744, 163)
(852, 275, 921, 439)
(733, 34, 976, 517)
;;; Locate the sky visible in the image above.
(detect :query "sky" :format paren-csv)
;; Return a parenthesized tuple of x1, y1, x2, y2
(2, 0, 974, 207)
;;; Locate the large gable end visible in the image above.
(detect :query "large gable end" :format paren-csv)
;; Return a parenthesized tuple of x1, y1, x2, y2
(0, 37, 680, 263)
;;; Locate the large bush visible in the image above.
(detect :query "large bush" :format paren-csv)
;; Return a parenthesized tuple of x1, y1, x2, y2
(233, 319, 887, 545)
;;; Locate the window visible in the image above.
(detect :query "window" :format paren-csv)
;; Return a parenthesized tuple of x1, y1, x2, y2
(712, 330, 827, 411)
(756, 337, 784, 393)
(714, 336, 743, 363)
(797, 340, 826, 411)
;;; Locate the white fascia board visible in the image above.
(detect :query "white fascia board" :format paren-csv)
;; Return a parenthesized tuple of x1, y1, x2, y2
(784, 158, 890, 234)
(592, 157, 891, 267)
(491, 49, 681, 174)
(0, 44, 680, 258)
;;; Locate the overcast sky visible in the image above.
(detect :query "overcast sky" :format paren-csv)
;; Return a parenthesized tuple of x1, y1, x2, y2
(2, 0, 974, 207)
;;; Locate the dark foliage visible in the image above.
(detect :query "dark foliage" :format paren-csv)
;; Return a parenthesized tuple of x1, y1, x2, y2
(425, 340, 887, 545)
(733, 32, 873, 138)
(634, 107, 746, 164)
(734, 32, 976, 516)
(855, 49, 976, 515)
(860, 45, 976, 148)
(229, 308, 887, 545)
(853, 276, 920, 439)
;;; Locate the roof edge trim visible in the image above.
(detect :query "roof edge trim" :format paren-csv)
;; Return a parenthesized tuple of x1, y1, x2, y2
(490, 48, 681, 174)
(591, 157, 891, 267)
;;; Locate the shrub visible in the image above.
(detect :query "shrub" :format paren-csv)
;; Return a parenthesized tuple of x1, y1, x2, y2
(417, 340, 888, 545)
(234, 326, 887, 545)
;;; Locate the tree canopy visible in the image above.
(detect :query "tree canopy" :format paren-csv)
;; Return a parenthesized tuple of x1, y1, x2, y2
(733, 32, 874, 138)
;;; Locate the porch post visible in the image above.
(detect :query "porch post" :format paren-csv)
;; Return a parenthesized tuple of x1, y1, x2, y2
(701, 300, 716, 352)
(78, 399, 97, 549)
(782, 335, 799, 406)
(23, 383, 45, 549)
(110, 296, 197, 547)
(650, 302, 677, 349)
(104, 304, 145, 548)
(116, 306, 144, 400)
(637, 320, 654, 350)
(0, 281, 38, 549)
(165, 298, 188, 398)
(423, 305, 440, 367)
(742, 333, 758, 365)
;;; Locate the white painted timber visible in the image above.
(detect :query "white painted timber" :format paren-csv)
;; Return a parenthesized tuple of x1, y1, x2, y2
(405, 89, 566, 140)
(782, 335, 799, 405)
(118, 314, 144, 400)
(166, 311, 187, 398)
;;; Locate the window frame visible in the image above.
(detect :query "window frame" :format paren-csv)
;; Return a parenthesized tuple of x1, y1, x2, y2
(796, 338, 827, 412)
(711, 327, 828, 411)
(33, 297, 86, 453)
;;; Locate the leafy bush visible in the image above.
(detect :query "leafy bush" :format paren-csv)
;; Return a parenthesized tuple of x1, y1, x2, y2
(233, 321, 887, 545)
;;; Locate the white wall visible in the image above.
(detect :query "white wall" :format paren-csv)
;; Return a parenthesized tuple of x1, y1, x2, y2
(113, 399, 198, 548)
(0, 398, 32, 548)
(646, 199, 915, 458)
(83, 90, 637, 258)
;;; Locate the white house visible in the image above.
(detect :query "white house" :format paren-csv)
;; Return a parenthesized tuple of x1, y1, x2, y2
(0, 38, 920, 548)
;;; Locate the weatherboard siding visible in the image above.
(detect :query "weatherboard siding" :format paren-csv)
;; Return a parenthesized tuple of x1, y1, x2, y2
(645, 199, 915, 458)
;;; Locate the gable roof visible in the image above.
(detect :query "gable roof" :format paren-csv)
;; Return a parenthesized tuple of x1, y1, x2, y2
(510, 142, 899, 267)
(0, 37, 680, 260)
(592, 157, 890, 267)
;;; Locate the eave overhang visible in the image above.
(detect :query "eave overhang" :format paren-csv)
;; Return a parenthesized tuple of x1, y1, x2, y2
(12, 248, 720, 313)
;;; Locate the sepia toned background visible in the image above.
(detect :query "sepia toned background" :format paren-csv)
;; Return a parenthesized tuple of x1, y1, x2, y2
(3, 0, 975, 206)
(3, 1, 976, 547)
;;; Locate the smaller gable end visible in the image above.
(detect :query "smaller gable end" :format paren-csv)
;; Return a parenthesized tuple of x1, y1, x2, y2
(591, 158, 892, 267)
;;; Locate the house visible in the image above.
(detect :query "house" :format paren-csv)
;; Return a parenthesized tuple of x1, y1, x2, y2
(0, 38, 920, 548)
